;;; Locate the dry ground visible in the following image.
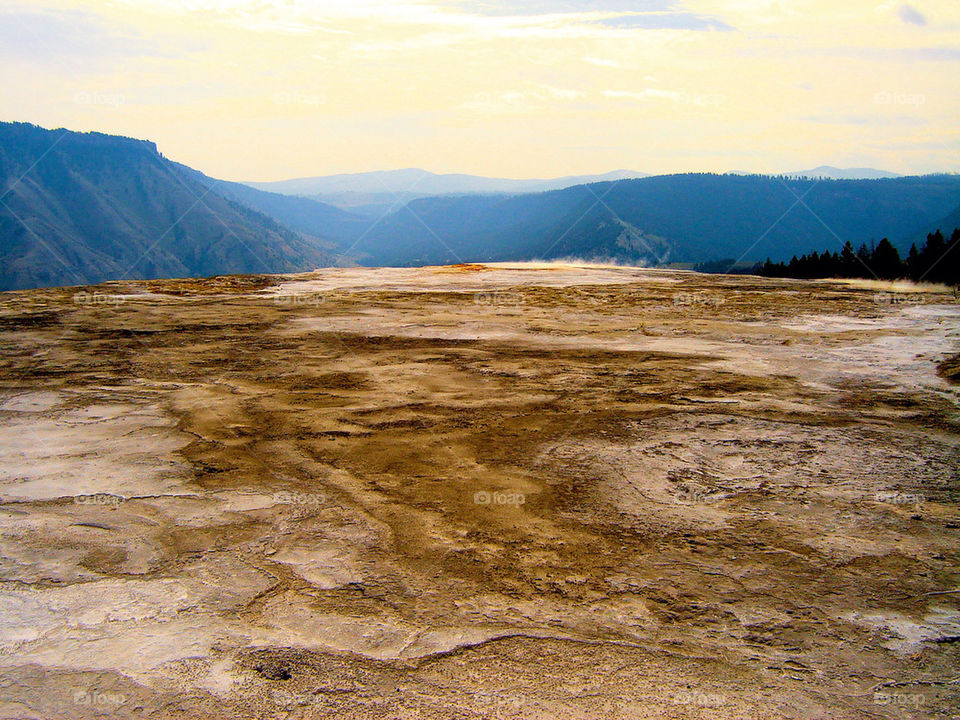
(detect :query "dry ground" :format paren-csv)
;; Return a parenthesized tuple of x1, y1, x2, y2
(0, 264, 958, 719)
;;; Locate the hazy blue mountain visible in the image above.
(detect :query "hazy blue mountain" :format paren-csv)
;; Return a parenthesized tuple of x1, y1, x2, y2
(785, 166, 902, 180)
(308, 191, 429, 216)
(913, 200, 960, 248)
(171, 162, 368, 249)
(0, 122, 334, 291)
(343, 173, 960, 267)
(246, 168, 648, 199)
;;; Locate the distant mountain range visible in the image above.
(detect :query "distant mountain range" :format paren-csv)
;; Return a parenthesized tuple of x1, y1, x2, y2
(252, 167, 902, 212)
(247, 168, 648, 200)
(1, 122, 958, 290)
(785, 166, 902, 180)
(342, 173, 960, 267)
(246, 168, 651, 215)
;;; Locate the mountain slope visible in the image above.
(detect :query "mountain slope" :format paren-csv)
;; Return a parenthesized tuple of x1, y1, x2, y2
(172, 162, 369, 250)
(0, 122, 334, 290)
(346, 173, 960, 266)
(912, 200, 960, 247)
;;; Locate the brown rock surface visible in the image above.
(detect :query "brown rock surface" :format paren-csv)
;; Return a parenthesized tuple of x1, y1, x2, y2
(0, 265, 958, 719)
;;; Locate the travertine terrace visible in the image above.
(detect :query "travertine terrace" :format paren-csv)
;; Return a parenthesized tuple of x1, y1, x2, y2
(0, 264, 958, 719)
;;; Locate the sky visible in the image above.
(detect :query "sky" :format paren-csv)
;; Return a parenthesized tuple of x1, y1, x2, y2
(0, 0, 957, 181)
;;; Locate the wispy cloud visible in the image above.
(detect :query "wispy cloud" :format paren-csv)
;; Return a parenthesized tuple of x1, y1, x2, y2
(0, 5, 198, 67)
(596, 12, 731, 31)
(897, 4, 926, 26)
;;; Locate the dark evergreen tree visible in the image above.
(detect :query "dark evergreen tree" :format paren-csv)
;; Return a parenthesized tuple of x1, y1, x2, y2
(840, 241, 858, 276)
(918, 230, 946, 281)
(906, 243, 920, 280)
(871, 238, 902, 279)
(936, 228, 960, 286)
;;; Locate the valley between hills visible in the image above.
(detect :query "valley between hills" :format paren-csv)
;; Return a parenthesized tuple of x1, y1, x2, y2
(0, 264, 959, 719)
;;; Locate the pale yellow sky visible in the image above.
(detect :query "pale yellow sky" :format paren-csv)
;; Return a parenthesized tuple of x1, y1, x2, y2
(1, 0, 957, 180)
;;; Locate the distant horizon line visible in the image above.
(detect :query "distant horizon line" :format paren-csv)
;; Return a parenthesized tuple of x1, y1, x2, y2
(238, 166, 960, 186)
